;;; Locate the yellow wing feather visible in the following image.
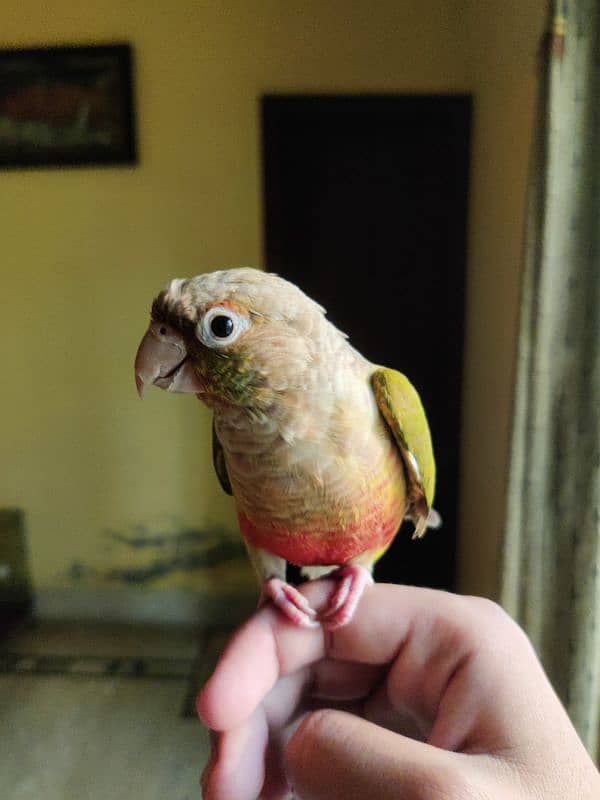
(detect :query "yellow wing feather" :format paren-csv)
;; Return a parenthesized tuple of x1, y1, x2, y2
(372, 368, 436, 538)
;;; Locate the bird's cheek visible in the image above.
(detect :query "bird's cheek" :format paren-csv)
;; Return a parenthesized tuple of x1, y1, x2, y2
(159, 360, 206, 394)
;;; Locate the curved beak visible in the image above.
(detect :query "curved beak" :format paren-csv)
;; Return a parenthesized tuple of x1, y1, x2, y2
(134, 321, 205, 398)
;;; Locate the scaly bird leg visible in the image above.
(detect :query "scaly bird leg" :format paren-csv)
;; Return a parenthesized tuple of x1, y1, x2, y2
(318, 564, 374, 630)
(260, 578, 319, 628)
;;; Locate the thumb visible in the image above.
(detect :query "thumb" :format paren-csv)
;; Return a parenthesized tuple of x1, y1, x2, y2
(284, 709, 473, 800)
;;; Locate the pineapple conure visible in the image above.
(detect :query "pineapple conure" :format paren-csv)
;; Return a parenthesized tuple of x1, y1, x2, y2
(134, 268, 439, 629)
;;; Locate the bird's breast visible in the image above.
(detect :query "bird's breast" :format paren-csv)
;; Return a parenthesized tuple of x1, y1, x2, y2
(215, 363, 407, 566)
(237, 466, 405, 566)
(226, 430, 407, 566)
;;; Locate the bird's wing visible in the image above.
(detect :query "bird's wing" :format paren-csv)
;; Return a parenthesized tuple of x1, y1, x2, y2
(372, 367, 436, 539)
(212, 420, 233, 496)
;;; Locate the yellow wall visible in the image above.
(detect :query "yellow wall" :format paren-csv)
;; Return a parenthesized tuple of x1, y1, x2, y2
(1, 1, 545, 601)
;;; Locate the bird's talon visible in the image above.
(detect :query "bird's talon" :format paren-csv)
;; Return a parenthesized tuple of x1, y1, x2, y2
(318, 575, 352, 620)
(261, 578, 319, 627)
(318, 565, 374, 630)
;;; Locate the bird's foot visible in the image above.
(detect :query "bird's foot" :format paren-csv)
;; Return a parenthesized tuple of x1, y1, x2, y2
(260, 577, 319, 628)
(318, 565, 374, 630)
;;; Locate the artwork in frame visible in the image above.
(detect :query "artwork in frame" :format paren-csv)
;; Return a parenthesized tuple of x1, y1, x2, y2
(0, 43, 137, 169)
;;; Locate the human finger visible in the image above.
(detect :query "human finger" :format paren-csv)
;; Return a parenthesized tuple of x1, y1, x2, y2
(310, 659, 385, 701)
(285, 708, 471, 800)
(200, 580, 535, 751)
(198, 582, 500, 735)
(201, 707, 268, 800)
(203, 668, 311, 800)
(363, 680, 426, 741)
(328, 585, 535, 749)
(198, 582, 334, 731)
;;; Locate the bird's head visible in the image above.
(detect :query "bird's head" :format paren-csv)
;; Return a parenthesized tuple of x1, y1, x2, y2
(134, 267, 327, 410)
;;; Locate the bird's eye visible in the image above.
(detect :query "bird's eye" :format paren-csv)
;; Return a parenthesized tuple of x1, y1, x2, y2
(210, 315, 234, 338)
(199, 305, 250, 347)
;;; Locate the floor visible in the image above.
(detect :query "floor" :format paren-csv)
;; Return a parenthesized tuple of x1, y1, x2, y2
(0, 621, 230, 800)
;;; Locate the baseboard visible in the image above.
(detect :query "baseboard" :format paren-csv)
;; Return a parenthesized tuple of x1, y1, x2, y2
(34, 586, 256, 627)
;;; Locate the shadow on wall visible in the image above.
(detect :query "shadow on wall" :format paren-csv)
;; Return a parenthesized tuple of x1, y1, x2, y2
(67, 519, 248, 588)
(34, 516, 257, 626)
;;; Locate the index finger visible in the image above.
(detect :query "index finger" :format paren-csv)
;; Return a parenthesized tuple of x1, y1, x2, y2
(198, 580, 477, 732)
(197, 581, 332, 731)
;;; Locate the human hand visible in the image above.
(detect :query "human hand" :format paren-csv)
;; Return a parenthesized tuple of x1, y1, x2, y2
(198, 581, 600, 799)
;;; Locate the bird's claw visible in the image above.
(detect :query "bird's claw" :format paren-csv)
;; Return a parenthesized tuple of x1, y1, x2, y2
(261, 566, 373, 630)
(260, 577, 320, 628)
(318, 565, 374, 630)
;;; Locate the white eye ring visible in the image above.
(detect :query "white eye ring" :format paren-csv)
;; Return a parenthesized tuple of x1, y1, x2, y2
(198, 306, 250, 347)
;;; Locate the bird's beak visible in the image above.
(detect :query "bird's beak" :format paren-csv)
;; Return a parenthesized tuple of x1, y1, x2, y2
(134, 321, 205, 398)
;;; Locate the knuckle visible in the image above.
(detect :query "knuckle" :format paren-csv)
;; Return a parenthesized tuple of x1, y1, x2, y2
(464, 596, 516, 633)
(464, 596, 509, 623)
(462, 596, 534, 653)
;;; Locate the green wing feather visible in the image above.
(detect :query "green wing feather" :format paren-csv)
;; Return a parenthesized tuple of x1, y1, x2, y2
(372, 368, 436, 538)
(212, 420, 233, 496)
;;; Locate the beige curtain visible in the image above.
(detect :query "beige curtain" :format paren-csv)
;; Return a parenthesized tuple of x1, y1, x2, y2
(501, 0, 600, 760)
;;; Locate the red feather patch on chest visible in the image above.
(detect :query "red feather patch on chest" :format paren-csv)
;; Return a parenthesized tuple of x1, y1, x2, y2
(238, 507, 402, 566)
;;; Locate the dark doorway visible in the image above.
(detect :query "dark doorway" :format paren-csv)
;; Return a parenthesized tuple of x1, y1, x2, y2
(262, 95, 471, 591)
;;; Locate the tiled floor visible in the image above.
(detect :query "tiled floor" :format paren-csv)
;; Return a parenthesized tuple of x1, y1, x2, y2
(0, 621, 230, 800)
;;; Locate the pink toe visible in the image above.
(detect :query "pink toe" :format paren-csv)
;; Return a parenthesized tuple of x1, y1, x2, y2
(318, 565, 373, 630)
(262, 578, 320, 628)
(319, 574, 352, 620)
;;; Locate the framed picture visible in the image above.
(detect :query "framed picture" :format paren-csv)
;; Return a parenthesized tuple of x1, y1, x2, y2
(0, 44, 137, 169)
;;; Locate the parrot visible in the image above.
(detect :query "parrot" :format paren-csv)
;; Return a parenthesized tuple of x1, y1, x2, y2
(134, 268, 437, 630)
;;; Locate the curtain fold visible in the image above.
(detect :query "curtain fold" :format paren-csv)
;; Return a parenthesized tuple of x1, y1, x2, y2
(501, 0, 600, 760)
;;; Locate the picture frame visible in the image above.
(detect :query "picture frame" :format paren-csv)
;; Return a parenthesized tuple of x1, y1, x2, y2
(0, 43, 137, 169)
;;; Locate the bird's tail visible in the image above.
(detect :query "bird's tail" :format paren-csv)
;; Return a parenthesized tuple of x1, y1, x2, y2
(410, 507, 443, 540)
